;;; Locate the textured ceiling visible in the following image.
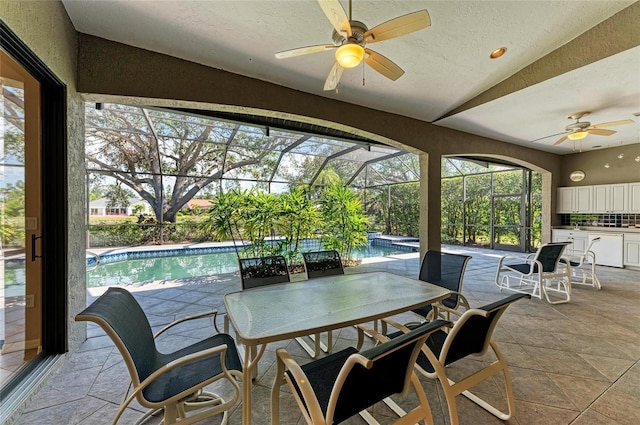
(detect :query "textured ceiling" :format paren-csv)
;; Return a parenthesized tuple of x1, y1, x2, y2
(62, 0, 640, 155)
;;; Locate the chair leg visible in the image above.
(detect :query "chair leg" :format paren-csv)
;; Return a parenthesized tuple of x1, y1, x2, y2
(164, 404, 179, 424)
(426, 341, 515, 425)
(460, 341, 515, 421)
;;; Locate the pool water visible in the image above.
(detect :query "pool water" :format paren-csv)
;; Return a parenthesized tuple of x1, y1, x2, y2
(86, 245, 408, 287)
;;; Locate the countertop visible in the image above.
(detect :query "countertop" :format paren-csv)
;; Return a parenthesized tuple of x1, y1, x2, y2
(553, 226, 640, 233)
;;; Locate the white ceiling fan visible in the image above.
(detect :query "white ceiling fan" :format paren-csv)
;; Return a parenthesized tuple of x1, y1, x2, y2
(553, 111, 634, 147)
(275, 0, 431, 91)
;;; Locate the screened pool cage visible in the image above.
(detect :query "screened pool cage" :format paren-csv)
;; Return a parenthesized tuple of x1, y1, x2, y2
(84, 103, 541, 251)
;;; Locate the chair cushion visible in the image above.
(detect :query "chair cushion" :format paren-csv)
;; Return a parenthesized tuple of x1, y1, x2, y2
(144, 333, 242, 403)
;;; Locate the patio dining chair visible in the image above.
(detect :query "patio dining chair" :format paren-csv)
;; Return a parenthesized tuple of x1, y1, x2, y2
(559, 237, 601, 290)
(296, 250, 345, 357)
(302, 249, 344, 279)
(411, 250, 472, 323)
(495, 242, 571, 304)
(238, 255, 290, 289)
(382, 293, 530, 425)
(236, 254, 327, 359)
(272, 319, 451, 425)
(75, 287, 242, 425)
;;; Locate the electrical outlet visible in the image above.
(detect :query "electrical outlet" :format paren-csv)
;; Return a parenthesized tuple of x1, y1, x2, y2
(25, 294, 35, 308)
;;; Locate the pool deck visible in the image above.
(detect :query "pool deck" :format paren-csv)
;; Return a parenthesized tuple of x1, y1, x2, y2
(11, 245, 640, 424)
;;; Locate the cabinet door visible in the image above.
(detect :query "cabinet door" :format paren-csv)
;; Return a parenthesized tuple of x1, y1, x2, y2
(572, 237, 588, 254)
(592, 185, 608, 213)
(609, 184, 628, 212)
(574, 186, 593, 213)
(623, 239, 640, 267)
(557, 187, 574, 213)
(629, 183, 640, 213)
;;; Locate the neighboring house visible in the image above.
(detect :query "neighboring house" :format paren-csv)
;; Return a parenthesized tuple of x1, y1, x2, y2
(89, 197, 153, 216)
(182, 198, 213, 211)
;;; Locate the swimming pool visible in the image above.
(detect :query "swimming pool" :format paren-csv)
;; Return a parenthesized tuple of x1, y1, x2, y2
(86, 244, 410, 288)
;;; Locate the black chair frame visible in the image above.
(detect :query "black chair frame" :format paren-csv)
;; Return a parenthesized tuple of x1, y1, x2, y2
(75, 287, 242, 425)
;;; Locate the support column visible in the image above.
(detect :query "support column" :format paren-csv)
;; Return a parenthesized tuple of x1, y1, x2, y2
(542, 171, 553, 244)
(419, 152, 442, 257)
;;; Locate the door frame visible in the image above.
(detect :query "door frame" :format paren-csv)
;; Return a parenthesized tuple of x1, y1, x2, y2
(1, 20, 68, 395)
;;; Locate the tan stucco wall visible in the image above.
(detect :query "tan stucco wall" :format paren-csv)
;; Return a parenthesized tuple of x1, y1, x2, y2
(558, 143, 640, 187)
(1, 1, 87, 352)
(76, 34, 564, 245)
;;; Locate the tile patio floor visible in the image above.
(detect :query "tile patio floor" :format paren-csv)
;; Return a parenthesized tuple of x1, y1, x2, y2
(12, 246, 640, 424)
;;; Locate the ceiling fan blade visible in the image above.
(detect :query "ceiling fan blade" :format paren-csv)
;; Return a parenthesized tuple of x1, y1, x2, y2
(364, 49, 405, 81)
(529, 131, 568, 143)
(324, 61, 344, 91)
(587, 128, 616, 136)
(553, 135, 569, 146)
(275, 44, 336, 59)
(363, 10, 431, 43)
(591, 119, 634, 129)
(317, 0, 351, 37)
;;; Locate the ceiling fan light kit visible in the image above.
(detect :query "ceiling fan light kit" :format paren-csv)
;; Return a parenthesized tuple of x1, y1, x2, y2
(275, 0, 431, 91)
(335, 43, 364, 68)
(567, 131, 588, 141)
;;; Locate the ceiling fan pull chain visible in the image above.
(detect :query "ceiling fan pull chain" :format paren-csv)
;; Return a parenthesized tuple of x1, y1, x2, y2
(362, 60, 366, 86)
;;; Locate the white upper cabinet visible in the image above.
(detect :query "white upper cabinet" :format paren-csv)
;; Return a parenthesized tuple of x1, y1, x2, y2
(593, 184, 628, 213)
(557, 186, 592, 213)
(629, 183, 640, 213)
(557, 187, 574, 213)
(558, 183, 640, 214)
(574, 186, 593, 212)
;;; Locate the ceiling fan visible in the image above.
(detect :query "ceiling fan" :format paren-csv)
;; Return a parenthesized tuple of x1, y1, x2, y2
(553, 111, 634, 146)
(275, 0, 431, 91)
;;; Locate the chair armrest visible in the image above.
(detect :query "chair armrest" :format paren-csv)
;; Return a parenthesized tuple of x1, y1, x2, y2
(132, 343, 237, 401)
(154, 310, 219, 339)
(275, 348, 326, 424)
(355, 323, 392, 348)
(497, 254, 533, 269)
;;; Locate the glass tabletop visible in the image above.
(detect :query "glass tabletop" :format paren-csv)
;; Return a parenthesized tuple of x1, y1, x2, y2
(224, 271, 450, 345)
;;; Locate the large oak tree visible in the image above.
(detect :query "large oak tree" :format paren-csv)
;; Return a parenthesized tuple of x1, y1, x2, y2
(85, 105, 292, 222)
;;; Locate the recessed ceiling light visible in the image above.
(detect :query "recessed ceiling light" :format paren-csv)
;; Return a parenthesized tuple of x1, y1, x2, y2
(489, 47, 507, 59)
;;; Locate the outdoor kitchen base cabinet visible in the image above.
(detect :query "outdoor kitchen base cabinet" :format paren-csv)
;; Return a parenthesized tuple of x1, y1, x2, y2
(624, 233, 640, 268)
(589, 233, 624, 268)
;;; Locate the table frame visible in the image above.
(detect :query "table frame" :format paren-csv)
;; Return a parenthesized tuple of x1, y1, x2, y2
(223, 271, 450, 425)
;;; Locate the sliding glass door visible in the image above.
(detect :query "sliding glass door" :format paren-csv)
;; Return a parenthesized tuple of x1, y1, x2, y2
(1, 49, 43, 389)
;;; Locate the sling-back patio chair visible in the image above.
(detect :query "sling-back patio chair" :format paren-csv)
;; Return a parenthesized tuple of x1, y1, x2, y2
(75, 287, 242, 425)
(237, 254, 327, 358)
(559, 237, 601, 290)
(272, 319, 451, 425)
(383, 293, 530, 425)
(382, 251, 471, 336)
(302, 249, 345, 279)
(495, 242, 571, 304)
(297, 250, 345, 357)
(412, 250, 472, 322)
(238, 255, 290, 289)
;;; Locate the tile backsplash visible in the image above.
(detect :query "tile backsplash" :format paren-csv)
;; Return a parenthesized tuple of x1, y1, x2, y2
(561, 213, 640, 228)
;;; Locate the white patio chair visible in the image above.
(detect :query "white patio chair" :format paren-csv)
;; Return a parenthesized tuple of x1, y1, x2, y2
(560, 237, 601, 290)
(495, 242, 571, 304)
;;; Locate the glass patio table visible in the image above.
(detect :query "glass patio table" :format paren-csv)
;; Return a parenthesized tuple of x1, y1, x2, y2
(224, 270, 451, 425)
